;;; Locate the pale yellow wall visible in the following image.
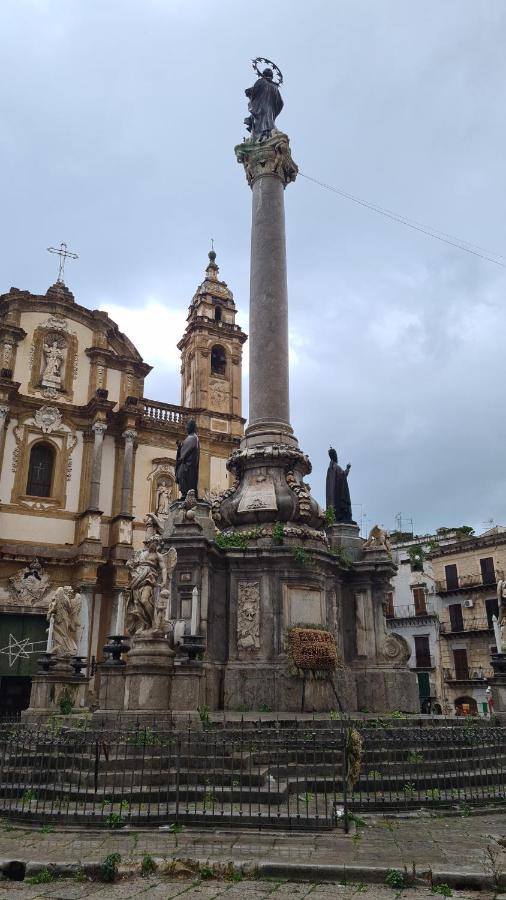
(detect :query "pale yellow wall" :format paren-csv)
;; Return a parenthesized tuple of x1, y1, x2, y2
(210, 456, 228, 493)
(0, 420, 18, 501)
(15, 311, 94, 406)
(66, 431, 83, 512)
(99, 436, 116, 517)
(0, 512, 75, 544)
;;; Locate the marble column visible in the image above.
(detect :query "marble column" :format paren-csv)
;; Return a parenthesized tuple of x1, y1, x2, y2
(0, 405, 8, 469)
(77, 585, 93, 660)
(88, 421, 107, 510)
(120, 429, 136, 515)
(236, 131, 298, 446)
(0, 404, 8, 432)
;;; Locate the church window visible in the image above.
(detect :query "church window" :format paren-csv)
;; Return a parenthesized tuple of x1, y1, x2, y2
(211, 344, 226, 376)
(26, 442, 55, 497)
(214, 306, 222, 322)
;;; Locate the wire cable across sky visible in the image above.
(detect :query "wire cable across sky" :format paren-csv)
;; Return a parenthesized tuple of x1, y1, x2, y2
(299, 172, 506, 269)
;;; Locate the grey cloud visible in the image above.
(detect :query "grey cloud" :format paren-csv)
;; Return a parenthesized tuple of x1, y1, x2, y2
(2, 0, 506, 535)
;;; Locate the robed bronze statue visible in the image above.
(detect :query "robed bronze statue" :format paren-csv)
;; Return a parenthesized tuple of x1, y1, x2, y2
(326, 447, 354, 524)
(244, 58, 284, 142)
(175, 418, 200, 499)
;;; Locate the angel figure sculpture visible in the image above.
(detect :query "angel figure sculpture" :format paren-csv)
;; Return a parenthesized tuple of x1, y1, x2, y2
(47, 586, 82, 656)
(125, 539, 177, 635)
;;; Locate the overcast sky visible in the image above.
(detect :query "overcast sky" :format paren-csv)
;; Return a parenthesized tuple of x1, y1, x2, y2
(2, 0, 506, 536)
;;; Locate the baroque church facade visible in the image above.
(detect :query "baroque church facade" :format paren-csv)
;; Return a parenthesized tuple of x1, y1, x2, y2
(0, 251, 246, 712)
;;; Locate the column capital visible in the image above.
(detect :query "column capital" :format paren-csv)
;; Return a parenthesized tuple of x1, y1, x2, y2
(122, 428, 137, 442)
(92, 421, 107, 436)
(0, 404, 9, 421)
(235, 131, 298, 189)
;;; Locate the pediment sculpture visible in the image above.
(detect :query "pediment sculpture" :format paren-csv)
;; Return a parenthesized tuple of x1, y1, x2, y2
(8, 559, 51, 605)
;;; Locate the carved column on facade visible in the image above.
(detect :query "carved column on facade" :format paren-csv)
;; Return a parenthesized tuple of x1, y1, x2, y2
(0, 404, 8, 453)
(88, 421, 107, 510)
(120, 429, 136, 516)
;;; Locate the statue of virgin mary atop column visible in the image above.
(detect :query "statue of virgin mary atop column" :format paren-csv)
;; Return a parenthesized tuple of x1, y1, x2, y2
(244, 58, 284, 142)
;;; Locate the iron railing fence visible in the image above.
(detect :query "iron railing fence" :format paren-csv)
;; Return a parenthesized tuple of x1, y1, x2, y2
(0, 720, 505, 829)
(349, 724, 506, 812)
(0, 720, 345, 831)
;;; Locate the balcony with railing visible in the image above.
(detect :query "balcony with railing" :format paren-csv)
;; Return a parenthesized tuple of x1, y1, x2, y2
(439, 615, 495, 637)
(443, 667, 490, 684)
(385, 601, 436, 620)
(435, 569, 503, 594)
(142, 399, 188, 426)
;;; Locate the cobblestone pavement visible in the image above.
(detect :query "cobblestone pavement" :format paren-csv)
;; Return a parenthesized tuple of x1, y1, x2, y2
(0, 877, 500, 899)
(0, 812, 504, 897)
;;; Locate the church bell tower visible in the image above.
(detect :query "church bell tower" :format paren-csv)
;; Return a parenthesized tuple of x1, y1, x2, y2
(178, 251, 246, 430)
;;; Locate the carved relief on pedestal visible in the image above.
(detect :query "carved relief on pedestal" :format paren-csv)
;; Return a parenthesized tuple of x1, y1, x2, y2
(237, 581, 261, 651)
(8, 559, 51, 606)
(28, 320, 78, 403)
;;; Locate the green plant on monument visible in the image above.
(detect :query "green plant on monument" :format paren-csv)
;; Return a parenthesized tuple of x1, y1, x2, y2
(272, 521, 284, 545)
(324, 505, 336, 526)
(58, 687, 76, 715)
(291, 546, 312, 568)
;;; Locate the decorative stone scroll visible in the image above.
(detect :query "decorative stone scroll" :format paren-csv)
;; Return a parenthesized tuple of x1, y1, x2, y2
(237, 581, 260, 651)
(380, 633, 411, 668)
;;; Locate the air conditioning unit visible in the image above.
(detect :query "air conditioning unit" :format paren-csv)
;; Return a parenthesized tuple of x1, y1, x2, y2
(463, 598, 474, 608)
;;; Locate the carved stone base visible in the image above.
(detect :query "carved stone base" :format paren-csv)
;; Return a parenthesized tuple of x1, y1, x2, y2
(213, 442, 324, 530)
(123, 631, 174, 711)
(354, 666, 419, 714)
(162, 499, 216, 541)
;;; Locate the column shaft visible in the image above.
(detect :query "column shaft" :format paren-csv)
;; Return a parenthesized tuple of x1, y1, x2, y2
(120, 430, 136, 515)
(89, 422, 106, 509)
(249, 175, 290, 429)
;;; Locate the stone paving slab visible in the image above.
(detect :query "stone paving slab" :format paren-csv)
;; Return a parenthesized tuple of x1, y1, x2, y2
(0, 879, 496, 899)
(0, 812, 504, 892)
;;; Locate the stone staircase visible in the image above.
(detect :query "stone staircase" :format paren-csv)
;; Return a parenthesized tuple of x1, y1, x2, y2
(0, 719, 505, 828)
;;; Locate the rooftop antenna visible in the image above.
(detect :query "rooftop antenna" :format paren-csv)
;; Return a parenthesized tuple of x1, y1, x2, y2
(46, 241, 78, 284)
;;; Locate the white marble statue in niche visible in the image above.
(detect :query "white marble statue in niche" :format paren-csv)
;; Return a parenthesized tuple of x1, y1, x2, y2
(42, 337, 65, 389)
(156, 479, 172, 517)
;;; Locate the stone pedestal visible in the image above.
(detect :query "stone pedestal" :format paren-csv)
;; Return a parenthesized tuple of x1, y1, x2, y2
(327, 523, 364, 561)
(97, 664, 127, 710)
(23, 672, 89, 720)
(490, 654, 506, 714)
(171, 665, 204, 711)
(123, 631, 174, 712)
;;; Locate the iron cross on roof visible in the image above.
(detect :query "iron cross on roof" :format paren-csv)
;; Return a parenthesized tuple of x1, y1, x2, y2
(46, 241, 78, 284)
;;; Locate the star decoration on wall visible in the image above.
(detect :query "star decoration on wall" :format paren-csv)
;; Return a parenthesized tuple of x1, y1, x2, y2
(0, 634, 46, 668)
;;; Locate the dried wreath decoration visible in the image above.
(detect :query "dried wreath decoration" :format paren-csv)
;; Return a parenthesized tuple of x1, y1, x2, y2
(346, 727, 363, 790)
(287, 626, 342, 679)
